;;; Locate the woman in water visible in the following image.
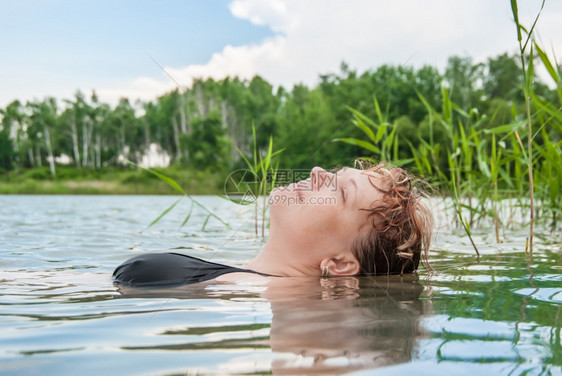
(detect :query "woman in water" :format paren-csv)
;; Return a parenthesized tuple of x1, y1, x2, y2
(113, 161, 433, 286)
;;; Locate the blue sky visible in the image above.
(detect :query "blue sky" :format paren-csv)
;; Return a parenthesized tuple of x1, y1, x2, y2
(1, 0, 272, 105)
(1, 0, 560, 108)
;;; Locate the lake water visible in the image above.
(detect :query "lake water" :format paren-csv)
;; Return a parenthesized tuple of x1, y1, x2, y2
(1, 195, 560, 375)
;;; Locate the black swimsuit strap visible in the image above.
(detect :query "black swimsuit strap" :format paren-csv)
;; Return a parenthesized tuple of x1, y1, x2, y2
(113, 252, 271, 287)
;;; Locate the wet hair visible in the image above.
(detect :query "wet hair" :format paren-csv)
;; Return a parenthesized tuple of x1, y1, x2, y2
(350, 160, 433, 276)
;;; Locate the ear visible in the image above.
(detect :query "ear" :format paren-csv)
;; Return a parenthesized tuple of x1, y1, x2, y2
(320, 254, 360, 276)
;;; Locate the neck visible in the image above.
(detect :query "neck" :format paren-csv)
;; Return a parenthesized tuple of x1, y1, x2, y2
(245, 241, 314, 277)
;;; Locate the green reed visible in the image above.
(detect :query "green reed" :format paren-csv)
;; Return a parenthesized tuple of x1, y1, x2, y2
(232, 124, 284, 237)
(531, 43, 562, 230)
(335, 3, 561, 257)
(127, 161, 229, 231)
(510, 0, 543, 254)
(128, 124, 283, 237)
(334, 98, 409, 166)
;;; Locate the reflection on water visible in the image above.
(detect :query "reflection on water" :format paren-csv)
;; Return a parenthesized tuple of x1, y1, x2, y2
(0, 195, 560, 375)
(116, 274, 426, 374)
(266, 276, 425, 374)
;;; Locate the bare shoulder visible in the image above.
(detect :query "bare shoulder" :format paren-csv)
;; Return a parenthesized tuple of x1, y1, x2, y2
(216, 272, 271, 285)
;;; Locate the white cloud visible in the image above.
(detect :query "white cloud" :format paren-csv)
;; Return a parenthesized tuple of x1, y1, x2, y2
(229, 0, 293, 32)
(97, 77, 175, 105)
(166, 36, 287, 87)
(95, 0, 562, 105)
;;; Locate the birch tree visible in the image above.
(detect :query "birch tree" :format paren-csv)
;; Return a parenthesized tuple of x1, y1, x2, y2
(1, 101, 26, 171)
(28, 98, 58, 176)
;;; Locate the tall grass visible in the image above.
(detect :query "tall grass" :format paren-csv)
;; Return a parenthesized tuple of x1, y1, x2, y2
(334, 99, 408, 166)
(231, 125, 284, 237)
(129, 124, 283, 236)
(128, 162, 229, 231)
(510, 0, 544, 254)
(336, 0, 561, 256)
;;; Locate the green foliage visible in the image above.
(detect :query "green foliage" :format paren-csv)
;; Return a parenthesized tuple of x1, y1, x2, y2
(0, 130, 15, 170)
(276, 86, 342, 168)
(231, 124, 284, 237)
(24, 167, 53, 180)
(331, 2, 561, 250)
(0, 5, 560, 241)
(0, 166, 223, 195)
(124, 161, 230, 231)
(182, 111, 233, 170)
(334, 98, 407, 166)
(2, 48, 556, 176)
(444, 55, 484, 110)
(484, 53, 525, 102)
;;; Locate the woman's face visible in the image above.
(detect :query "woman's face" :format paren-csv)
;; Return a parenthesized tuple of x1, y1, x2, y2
(268, 166, 384, 267)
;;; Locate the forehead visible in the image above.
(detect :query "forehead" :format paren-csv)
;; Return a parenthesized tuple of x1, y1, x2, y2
(342, 167, 385, 207)
(341, 167, 386, 186)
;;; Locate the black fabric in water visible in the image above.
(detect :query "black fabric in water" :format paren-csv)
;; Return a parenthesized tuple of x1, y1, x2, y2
(112, 252, 264, 287)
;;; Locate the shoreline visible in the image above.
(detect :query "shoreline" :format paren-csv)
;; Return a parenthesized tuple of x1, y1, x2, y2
(0, 166, 225, 195)
(0, 180, 224, 195)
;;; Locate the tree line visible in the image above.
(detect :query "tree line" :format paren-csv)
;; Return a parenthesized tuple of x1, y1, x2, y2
(0, 52, 559, 176)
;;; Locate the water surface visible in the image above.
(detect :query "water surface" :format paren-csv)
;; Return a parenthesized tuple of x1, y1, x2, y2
(0, 195, 560, 375)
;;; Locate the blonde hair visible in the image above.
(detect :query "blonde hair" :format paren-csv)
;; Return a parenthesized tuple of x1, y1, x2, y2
(351, 160, 433, 275)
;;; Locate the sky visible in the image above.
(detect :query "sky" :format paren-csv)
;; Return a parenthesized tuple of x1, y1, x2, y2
(1, 0, 561, 109)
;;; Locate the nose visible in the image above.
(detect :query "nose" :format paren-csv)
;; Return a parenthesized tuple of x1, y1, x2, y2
(311, 166, 327, 190)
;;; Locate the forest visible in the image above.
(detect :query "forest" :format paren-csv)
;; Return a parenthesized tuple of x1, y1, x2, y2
(0, 53, 557, 172)
(0, 52, 560, 216)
